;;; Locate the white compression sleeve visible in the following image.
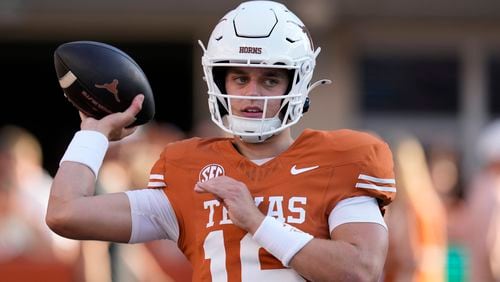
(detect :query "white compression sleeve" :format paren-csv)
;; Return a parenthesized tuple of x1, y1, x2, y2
(328, 196, 387, 234)
(125, 189, 179, 243)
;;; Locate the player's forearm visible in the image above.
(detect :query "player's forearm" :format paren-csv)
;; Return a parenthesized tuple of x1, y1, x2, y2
(289, 238, 384, 282)
(46, 162, 97, 237)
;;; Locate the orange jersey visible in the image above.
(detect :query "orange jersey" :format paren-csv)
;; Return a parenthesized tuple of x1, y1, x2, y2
(148, 129, 396, 281)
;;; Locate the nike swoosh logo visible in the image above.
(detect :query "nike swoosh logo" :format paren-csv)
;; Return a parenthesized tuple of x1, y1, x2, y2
(291, 165, 319, 175)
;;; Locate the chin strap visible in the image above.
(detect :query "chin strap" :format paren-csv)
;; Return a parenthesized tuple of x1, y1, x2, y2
(301, 79, 332, 113)
(308, 79, 332, 93)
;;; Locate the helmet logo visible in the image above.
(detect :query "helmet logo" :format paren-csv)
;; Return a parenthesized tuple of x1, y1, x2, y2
(239, 46, 262, 54)
(199, 164, 225, 183)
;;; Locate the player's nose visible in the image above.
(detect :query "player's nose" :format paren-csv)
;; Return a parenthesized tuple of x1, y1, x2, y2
(243, 79, 261, 97)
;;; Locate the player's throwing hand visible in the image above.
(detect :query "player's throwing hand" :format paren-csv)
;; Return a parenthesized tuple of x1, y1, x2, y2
(79, 94, 144, 141)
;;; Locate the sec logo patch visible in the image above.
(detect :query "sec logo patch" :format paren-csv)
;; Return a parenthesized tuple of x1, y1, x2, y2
(199, 164, 225, 183)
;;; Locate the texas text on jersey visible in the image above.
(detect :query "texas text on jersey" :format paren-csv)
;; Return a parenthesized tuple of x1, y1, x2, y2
(147, 129, 396, 281)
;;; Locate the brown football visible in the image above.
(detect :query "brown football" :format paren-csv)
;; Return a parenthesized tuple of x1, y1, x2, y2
(54, 41, 155, 126)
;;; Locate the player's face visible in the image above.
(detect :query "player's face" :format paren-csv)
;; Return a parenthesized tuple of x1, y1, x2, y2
(225, 67, 289, 119)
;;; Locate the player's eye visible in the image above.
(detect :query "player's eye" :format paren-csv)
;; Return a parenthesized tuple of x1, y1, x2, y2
(263, 78, 280, 87)
(233, 76, 249, 85)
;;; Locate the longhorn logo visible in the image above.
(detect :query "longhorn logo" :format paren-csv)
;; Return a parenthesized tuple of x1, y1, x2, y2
(95, 79, 120, 102)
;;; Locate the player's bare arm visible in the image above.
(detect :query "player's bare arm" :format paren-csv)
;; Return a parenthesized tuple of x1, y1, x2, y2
(195, 175, 388, 282)
(46, 95, 144, 242)
(289, 224, 388, 282)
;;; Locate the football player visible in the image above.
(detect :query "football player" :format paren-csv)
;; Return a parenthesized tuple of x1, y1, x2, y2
(47, 1, 397, 281)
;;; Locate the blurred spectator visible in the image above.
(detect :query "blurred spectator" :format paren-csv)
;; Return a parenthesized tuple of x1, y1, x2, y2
(0, 125, 83, 281)
(0, 127, 50, 261)
(428, 145, 469, 281)
(384, 136, 447, 282)
(465, 119, 500, 281)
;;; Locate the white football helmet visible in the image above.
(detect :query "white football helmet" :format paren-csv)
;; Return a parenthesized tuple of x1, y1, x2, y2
(199, 0, 330, 143)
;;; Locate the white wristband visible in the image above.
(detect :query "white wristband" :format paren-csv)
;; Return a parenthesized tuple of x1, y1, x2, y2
(252, 216, 313, 267)
(60, 130, 109, 178)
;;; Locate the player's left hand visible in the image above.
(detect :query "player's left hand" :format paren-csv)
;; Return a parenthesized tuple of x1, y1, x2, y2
(194, 176, 265, 234)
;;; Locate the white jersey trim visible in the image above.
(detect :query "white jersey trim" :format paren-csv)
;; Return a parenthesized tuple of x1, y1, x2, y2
(358, 174, 395, 184)
(149, 174, 164, 180)
(328, 196, 387, 234)
(148, 181, 167, 187)
(148, 173, 167, 188)
(355, 173, 396, 192)
(125, 189, 179, 243)
(355, 183, 397, 193)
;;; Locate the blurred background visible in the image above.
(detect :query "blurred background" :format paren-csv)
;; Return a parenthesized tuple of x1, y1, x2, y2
(1, 0, 500, 281)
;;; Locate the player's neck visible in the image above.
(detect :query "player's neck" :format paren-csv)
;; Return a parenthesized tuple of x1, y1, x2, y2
(232, 129, 294, 160)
